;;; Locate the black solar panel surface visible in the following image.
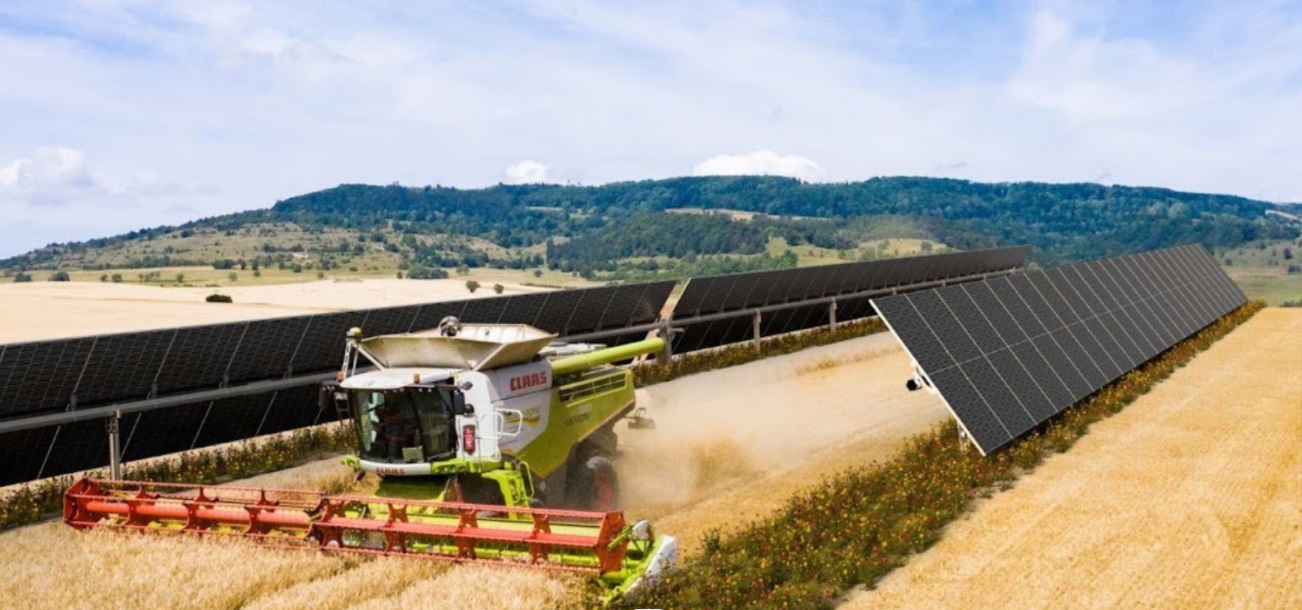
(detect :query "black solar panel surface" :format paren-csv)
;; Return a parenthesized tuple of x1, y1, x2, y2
(669, 246, 1030, 352)
(0, 281, 675, 420)
(0, 384, 337, 486)
(0, 281, 676, 484)
(872, 244, 1246, 454)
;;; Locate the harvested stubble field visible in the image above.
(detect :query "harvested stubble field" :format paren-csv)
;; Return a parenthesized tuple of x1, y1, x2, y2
(0, 331, 945, 609)
(840, 307, 1302, 610)
(0, 278, 548, 343)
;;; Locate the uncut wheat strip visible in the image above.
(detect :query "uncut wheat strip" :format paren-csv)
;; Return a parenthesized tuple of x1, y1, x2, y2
(243, 557, 452, 610)
(344, 564, 587, 610)
(0, 522, 347, 610)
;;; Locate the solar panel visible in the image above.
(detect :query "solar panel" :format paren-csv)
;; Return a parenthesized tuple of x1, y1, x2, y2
(671, 246, 1030, 319)
(0, 280, 678, 425)
(667, 247, 1031, 352)
(872, 244, 1245, 454)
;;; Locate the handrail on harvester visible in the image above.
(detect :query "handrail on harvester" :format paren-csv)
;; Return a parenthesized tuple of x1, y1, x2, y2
(63, 478, 632, 575)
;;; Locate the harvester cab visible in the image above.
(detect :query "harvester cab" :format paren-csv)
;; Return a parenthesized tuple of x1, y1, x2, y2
(325, 317, 666, 511)
(65, 317, 678, 602)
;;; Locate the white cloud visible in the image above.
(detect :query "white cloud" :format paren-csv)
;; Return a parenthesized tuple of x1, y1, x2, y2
(693, 150, 827, 182)
(0, 146, 216, 252)
(1, 1, 1302, 257)
(0, 147, 97, 200)
(1004, 10, 1202, 125)
(504, 160, 551, 184)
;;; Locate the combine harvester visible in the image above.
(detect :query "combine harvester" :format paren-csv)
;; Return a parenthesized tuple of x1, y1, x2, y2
(64, 317, 677, 601)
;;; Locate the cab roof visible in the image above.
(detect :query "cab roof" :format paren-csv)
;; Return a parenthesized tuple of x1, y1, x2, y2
(340, 367, 456, 391)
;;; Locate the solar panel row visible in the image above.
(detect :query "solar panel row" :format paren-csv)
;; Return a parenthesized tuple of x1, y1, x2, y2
(872, 244, 1246, 454)
(0, 246, 1030, 485)
(670, 246, 1030, 352)
(0, 385, 328, 484)
(672, 246, 1029, 319)
(0, 281, 674, 420)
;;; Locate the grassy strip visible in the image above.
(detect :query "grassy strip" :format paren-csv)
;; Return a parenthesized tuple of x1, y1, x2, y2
(618, 301, 1266, 610)
(0, 316, 886, 532)
(0, 423, 353, 531)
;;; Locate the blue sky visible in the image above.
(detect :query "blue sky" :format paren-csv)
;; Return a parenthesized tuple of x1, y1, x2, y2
(2, 0, 1301, 257)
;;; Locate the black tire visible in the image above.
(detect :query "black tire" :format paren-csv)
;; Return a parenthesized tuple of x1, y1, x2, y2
(567, 455, 618, 511)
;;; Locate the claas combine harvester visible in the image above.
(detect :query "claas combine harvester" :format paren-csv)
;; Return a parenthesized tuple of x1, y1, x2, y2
(63, 317, 678, 600)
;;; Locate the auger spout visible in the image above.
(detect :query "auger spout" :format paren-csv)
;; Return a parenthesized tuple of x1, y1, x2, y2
(550, 338, 666, 377)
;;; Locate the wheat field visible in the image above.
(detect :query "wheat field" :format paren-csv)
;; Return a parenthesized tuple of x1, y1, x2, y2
(2, 333, 935, 609)
(840, 308, 1302, 609)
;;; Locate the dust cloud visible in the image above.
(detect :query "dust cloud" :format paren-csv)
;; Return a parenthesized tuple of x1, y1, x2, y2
(614, 334, 946, 552)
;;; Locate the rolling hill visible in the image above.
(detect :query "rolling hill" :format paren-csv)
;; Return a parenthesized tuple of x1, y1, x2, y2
(3, 176, 1297, 282)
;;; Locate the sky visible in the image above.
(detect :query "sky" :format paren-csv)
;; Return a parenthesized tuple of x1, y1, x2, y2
(2, 0, 1302, 257)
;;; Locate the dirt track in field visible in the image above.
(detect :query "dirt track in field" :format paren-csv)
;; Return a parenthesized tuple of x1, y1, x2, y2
(841, 308, 1302, 610)
(0, 331, 947, 609)
(618, 332, 947, 556)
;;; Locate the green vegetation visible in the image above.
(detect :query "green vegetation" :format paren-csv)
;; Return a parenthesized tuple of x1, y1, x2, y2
(4, 177, 1296, 280)
(616, 301, 1265, 610)
(205, 293, 233, 303)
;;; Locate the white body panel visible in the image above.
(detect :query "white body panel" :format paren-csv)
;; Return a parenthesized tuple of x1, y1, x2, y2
(455, 362, 555, 463)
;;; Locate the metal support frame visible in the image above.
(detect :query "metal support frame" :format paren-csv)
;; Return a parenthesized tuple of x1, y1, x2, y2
(564, 267, 1021, 344)
(657, 318, 676, 361)
(752, 311, 762, 351)
(0, 370, 346, 435)
(106, 410, 121, 479)
(828, 299, 838, 331)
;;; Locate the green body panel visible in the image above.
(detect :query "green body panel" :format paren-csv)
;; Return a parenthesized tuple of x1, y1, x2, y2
(514, 366, 636, 480)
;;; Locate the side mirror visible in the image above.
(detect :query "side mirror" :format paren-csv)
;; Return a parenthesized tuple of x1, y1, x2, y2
(449, 391, 473, 416)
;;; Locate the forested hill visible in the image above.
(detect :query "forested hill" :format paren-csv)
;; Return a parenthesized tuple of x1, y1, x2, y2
(265, 176, 1294, 263)
(5, 176, 1297, 273)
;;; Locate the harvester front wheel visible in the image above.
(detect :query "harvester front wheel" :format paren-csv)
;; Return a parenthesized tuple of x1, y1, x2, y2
(569, 455, 618, 511)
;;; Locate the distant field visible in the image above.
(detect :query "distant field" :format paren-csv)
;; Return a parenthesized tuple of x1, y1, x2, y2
(760, 236, 949, 268)
(0, 278, 559, 343)
(5, 263, 595, 291)
(1226, 268, 1302, 305)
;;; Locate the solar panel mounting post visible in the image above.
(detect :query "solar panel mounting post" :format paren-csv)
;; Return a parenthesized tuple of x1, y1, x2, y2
(828, 299, 838, 331)
(106, 410, 122, 480)
(752, 311, 762, 351)
(658, 318, 676, 360)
